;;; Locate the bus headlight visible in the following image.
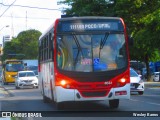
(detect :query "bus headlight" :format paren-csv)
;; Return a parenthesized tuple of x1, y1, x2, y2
(117, 78, 127, 87)
(60, 80, 66, 86)
(55, 75, 75, 89)
(7, 75, 11, 77)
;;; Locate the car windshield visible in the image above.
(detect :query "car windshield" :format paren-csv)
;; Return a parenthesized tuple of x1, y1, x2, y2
(6, 64, 24, 72)
(19, 72, 35, 77)
(57, 33, 127, 72)
(34, 70, 38, 75)
(130, 68, 138, 77)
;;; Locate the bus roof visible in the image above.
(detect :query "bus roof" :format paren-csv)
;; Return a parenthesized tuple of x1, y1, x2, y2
(58, 16, 122, 21)
(4, 59, 23, 64)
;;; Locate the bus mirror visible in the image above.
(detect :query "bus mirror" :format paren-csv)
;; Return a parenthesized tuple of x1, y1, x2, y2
(128, 36, 134, 46)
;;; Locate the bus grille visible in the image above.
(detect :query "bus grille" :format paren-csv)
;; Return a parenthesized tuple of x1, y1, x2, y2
(76, 84, 111, 90)
(11, 75, 16, 78)
(80, 91, 107, 97)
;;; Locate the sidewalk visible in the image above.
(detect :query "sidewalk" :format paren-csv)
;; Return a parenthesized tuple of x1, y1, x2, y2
(0, 86, 8, 98)
(0, 86, 5, 98)
(144, 81, 160, 88)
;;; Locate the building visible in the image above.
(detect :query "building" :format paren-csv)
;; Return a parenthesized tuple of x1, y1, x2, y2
(3, 35, 11, 47)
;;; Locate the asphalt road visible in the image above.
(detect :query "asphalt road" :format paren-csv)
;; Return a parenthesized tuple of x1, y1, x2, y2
(0, 82, 160, 120)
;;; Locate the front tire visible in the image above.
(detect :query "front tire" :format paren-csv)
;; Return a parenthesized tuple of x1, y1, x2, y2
(3, 82, 8, 85)
(43, 94, 50, 103)
(15, 85, 20, 89)
(56, 102, 65, 110)
(109, 99, 119, 109)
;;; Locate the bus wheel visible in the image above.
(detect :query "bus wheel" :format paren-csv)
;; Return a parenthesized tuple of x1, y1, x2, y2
(15, 86, 20, 89)
(3, 82, 8, 85)
(56, 102, 65, 110)
(43, 94, 50, 103)
(109, 99, 119, 109)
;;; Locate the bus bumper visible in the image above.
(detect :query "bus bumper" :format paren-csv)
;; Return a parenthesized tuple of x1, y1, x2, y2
(55, 84, 130, 102)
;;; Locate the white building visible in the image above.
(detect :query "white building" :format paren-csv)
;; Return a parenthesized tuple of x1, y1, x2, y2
(3, 35, 12, 47)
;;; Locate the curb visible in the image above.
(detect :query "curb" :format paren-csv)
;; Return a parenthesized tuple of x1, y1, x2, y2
(2, 86, 14, 97)
(0, 83, 14, 98)
(0, 86, 9, 98)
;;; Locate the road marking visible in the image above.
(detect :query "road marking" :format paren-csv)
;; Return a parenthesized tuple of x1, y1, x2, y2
(130, 99, 160, 106)
(136, 94, 160, 96)
(148, 87, 160, 90)
(0, 101, 1, 111)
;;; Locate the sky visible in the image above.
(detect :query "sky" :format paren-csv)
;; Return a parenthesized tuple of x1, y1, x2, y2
(0, 0, 64, 45)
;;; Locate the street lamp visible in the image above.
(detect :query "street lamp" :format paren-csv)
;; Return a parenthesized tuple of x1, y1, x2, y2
(0, 25, 9, 32)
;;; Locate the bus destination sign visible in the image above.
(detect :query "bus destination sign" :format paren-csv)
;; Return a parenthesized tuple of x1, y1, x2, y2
(6, 61, 22, 64)
(60, 21, 123, 32)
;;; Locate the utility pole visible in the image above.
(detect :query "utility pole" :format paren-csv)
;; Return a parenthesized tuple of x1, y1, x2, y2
(11, 13, 14, 37)
(26, 11, 28, 30)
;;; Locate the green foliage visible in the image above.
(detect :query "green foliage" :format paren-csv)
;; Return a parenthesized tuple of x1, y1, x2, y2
(58, 0, 115, 16)
(2, 29, 41, 61)
(58, 0, 160, 80)
(58, 0, 160, 62)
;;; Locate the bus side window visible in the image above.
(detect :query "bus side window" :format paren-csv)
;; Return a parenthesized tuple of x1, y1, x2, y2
(49, 32, 54, 60)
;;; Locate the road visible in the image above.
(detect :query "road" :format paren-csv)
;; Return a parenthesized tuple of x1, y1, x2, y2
(0, 82, 160, 119)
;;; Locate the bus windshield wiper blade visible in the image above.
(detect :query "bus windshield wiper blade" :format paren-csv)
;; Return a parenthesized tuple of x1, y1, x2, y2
(99, 32, 110, 58)
(100, 32, 110, 49)
(71, 33, 84, 66)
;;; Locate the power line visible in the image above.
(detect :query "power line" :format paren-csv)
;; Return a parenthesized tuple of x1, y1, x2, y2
(3, 15, 53, 20)
(0, 0, 17, 18)
(0, 2, 61, 11)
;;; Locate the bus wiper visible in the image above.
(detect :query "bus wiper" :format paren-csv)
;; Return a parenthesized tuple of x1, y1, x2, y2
(71, 33, 84, 66)
(99, 32, 110, 58)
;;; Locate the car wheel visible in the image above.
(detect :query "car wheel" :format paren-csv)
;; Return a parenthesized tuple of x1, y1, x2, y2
(153, 79, 156, 82)
(15, 85, 20, 89)
(3, 82, 8, 85)
(138, 91, 143, 95)
(33, 86, 38, 89)
(109, 99, 119, 109)
(3, 82, 6, 85)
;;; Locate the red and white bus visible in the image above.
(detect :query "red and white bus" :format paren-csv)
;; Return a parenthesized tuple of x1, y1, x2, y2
(38, 17, 130, 109)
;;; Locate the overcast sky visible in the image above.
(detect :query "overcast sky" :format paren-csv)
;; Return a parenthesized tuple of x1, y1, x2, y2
(0, 0, 63, 44)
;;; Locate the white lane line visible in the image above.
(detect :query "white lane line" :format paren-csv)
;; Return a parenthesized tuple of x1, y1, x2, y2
(130, 99, 160, 106)
(0, 101, 1, 111)
(136, 95, 160, 96)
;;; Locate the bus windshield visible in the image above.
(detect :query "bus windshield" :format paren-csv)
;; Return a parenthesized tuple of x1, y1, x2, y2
(6, 64, 24, 72)
(57, 33, 128, 72)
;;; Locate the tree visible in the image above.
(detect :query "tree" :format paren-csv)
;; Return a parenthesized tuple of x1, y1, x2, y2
(58, 0, 160, 80)
(58, 0, 115, 16)
(2, 29, 41, 61)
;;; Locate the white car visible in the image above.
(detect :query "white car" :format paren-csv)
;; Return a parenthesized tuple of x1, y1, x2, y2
(130, 68, 144, 95)
(15, 71, 38, 89)
(153, 72, 160, 82)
